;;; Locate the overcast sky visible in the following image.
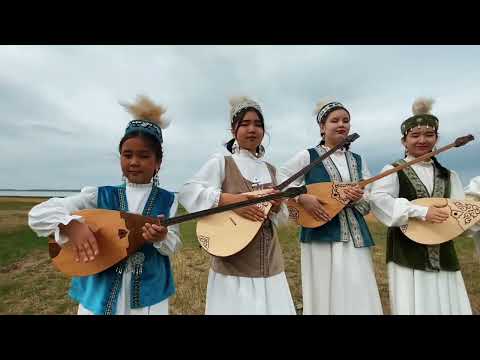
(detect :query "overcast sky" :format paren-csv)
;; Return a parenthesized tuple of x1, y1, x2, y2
(1, 45, 479, 191)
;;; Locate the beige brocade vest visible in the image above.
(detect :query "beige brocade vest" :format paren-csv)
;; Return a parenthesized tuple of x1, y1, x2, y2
(210, 156, 285, 278)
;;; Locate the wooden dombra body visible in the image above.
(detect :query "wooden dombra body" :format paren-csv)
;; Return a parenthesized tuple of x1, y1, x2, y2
(49, 209, 160, 277)
(287, 182, 353, 228)
(196, 189, 272, 257)
(399, 198, 480, 245)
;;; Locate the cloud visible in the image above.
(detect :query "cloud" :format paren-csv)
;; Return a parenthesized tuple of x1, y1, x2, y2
(0, 45, 479, 191)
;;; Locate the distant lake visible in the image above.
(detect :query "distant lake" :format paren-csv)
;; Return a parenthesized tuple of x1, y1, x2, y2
(0, 190, 80, 198)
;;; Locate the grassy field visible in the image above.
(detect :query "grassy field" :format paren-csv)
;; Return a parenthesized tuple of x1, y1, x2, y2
(0, 197, 478, 315)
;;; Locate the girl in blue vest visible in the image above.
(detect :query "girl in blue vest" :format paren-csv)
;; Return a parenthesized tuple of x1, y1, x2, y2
(28, 95, 181, 315)
(279, 99, 383, 315)
(369, 97, 471, 315)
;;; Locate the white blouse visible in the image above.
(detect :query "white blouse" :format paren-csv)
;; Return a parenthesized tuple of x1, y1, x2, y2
(369, 156, 465, 227)
(28, 182, 181, 257)
(178, 149, 289, 229)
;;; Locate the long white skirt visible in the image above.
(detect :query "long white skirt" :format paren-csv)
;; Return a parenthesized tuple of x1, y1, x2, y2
(77, 271, 169, 315)
(205, 269, 296, 315)
(388, 262, 472, 315)
(301, 241, 383, 315)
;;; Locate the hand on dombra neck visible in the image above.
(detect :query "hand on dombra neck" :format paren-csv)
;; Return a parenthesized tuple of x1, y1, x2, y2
(425, 206, 450, 223)
(343, 185, 364, 202)
(142, 215, 168, 243)
(298, 194, 331, 222)
(59, 220, 99, 263)
(219, 192, 268, 222)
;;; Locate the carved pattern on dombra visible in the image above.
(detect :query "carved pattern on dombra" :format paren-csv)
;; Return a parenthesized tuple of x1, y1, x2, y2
(331, 183, 353, 205)
(198, 235, 210, 250)
(450, 201, 480, 228)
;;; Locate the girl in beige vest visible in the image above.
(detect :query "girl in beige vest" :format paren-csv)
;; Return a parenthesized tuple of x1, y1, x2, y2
(179, 96, 296, 315)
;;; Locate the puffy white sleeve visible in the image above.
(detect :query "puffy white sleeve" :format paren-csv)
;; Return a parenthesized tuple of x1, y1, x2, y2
(351, 156, 372, 215)
(278, 150, 310, 189)
(268, 166, 290, 229)
(178, 153, 225, 213)
(153, 194, 182, 257)
(369, 165, 429, 227)
(449, 170, 466, 200)
(28, 187, 98, 245)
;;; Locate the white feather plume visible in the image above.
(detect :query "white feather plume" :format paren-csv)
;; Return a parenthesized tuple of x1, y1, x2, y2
(229, 95, 262, 119)
(229, 96, 251, 108)
(120, 95, 171, 129)
(412, 97, 435, 116)
(313, 98, 334, 116)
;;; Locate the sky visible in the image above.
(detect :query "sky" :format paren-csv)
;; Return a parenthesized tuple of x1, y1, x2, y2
(1, 45, 479, 191)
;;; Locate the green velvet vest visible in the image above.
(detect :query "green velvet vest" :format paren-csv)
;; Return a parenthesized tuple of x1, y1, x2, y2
(386, 160, 460, 272)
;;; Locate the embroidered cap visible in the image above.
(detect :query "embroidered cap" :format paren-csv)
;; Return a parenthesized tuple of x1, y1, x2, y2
(121, 95, 171, 144)
(315, 101, 350, 125)
(401, 97, 439, 136)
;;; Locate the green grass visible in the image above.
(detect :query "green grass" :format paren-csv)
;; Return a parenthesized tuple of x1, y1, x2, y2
(0, 202, 39, 211)
(0, 199, 479, 314)
(0, 226, 47, 267)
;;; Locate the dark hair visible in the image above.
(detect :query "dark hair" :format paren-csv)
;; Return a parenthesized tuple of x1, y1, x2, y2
(225, 107, 265, 154)
(119, 131, 163, 162)
(318, 108, 351, 151)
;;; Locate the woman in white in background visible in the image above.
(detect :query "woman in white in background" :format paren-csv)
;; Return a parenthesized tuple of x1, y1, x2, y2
(279, 98, 383, 315)
(465, 176, 480, 258)
(369, 97, 472, 315)
(179, 96, 296, 315)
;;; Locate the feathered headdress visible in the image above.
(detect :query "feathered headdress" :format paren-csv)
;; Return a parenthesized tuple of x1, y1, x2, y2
(120, 95, 171, 144)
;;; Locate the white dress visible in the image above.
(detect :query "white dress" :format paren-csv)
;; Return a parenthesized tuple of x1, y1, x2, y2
(28, 181, 182, 315)
(279, 146, 383, 315)
(178, 149, 296, 315)
(369, 156, 472, 315)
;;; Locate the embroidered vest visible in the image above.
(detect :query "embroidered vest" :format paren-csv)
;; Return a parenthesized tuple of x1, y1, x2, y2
(69, 185, 176, 314)
(210, 156, 285, 277)
(386, 160, 460, 272)
(300, 147, 375, 248)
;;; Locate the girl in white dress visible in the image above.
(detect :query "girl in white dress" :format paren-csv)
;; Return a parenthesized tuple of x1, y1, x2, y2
(369, 97, 472, 315)
(29, 95, 181, 315)
(179, 96, 296, 315)
(279, 99, 383, 315)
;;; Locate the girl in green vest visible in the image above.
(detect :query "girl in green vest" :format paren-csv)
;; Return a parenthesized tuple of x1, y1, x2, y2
(370, 97, 472, 315)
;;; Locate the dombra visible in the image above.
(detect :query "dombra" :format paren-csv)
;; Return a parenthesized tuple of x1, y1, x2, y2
(195, 133, 360, 257)
(399, 198, 480, 245)
(49, 133, 360, 275)
(287, 134, 475, 229)
(49, 186, 305, 276)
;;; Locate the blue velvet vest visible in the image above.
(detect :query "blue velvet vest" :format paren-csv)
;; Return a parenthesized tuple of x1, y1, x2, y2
(69, 185, 176, 315)
(300, 148, 375, 248)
